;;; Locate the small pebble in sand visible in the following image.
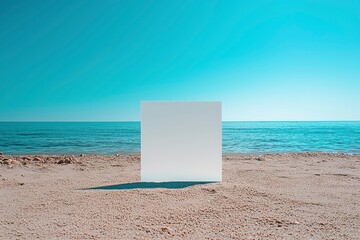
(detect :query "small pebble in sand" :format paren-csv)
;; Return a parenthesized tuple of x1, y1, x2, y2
(2, 158, 13, 165)
(0, 152, 3, 156)
(57, 158, 71, 164)
(33, 157, 42, 162)
(12, 160, 21, 166)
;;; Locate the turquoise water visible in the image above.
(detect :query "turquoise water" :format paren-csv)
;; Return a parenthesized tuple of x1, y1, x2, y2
(0, 122, 359, 155)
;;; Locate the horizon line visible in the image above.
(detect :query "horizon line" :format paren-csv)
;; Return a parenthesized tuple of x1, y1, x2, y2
(0, 120, 359, 123)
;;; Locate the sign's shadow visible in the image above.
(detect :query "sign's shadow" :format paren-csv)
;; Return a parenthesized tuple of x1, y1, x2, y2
(83, 181, 215, 190)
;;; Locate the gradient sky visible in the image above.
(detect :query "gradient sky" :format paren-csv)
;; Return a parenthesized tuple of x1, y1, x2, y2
(1, 0, 359, 121)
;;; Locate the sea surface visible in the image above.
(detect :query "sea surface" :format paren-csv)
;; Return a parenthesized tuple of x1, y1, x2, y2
(0, 121, 359, 155)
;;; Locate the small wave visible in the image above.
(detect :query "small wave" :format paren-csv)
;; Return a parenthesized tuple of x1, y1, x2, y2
(16, 133, 43, 136)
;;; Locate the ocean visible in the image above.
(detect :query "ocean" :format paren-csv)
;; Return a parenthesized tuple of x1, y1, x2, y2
(0, 121, 359, 155)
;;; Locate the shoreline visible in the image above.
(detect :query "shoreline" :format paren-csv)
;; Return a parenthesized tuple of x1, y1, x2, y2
(1, 153, 359, 239)
(1, 151, 359, 157)
(1, 152, 359, 165)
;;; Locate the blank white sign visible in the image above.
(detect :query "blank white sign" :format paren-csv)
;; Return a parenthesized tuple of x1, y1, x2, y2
(141, 101, 222, 182)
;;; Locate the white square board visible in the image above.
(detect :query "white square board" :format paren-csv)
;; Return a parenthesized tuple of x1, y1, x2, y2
(141, 101, 222, 182)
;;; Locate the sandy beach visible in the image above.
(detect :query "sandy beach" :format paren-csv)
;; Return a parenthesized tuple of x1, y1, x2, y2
(1, 153, 359, 239)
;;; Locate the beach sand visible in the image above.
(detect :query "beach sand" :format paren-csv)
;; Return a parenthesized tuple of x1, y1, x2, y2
(1, 153, 359, 239)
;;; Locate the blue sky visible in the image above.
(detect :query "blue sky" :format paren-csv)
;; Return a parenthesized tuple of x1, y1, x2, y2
(1, 0, 359, 121)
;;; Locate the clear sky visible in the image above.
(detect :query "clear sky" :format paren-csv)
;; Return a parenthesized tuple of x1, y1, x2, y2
(1, 0, 359, 121)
